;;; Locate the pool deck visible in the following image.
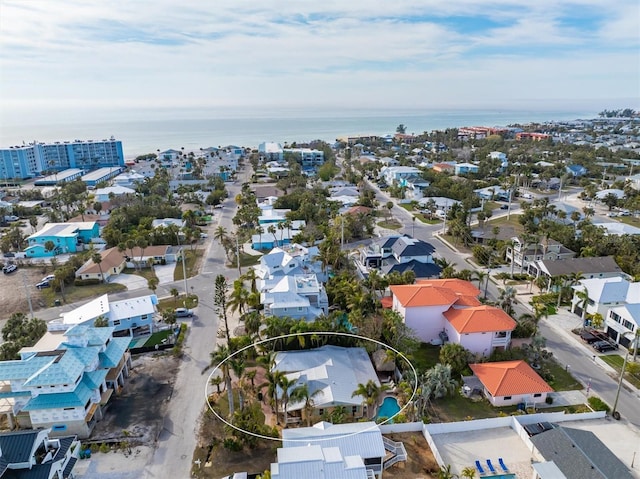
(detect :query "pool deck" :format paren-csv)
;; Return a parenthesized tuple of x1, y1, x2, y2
(433, 427, 534, 479)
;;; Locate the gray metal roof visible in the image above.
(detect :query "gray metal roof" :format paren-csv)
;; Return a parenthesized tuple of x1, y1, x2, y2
(531, 426, 633, 479)
(538, 256, 623, 276)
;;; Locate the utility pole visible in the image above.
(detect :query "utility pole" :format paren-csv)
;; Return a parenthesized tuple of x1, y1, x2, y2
(235, 234, 242, 275)
(341, 215, 344, 248)
(612, 351, 628, 420)
(175, 232, 188, 297)
(21, 269, 34, 319)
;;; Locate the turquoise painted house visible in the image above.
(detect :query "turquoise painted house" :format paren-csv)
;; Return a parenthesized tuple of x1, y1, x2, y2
(25, 221, 99, 257)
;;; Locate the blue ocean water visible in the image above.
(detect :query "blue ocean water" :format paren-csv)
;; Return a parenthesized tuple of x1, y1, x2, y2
(1, 107, 595, 159)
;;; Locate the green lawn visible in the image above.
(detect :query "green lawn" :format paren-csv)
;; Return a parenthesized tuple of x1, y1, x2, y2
(239, 252, 262, 267)
(377, 220, 403, 230)
(545, 359, 583, 391)
(157, 293, 199, 311)
(175, 249, 203, 281)
(432, 393, 519, 422)
(44, 282, 126, 306)
(408, 343, 441, 373)
(619, 216, 640, 228)
(143, 329, 175, 347)
(600, 354, 640, 389)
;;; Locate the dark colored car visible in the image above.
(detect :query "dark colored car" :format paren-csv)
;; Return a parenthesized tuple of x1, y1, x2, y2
(580, 331, 599, 344)
(592, 340, 617, 352)
(500, 204, 509, 210)
(36, 280, 51, 289)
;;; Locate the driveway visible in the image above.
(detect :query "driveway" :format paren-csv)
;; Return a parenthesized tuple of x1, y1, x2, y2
(154, 263, 176, 285)
(110, 273, 147, 291)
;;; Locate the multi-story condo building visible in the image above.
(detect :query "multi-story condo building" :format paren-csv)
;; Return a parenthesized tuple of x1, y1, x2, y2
(0, 138, 124, 180)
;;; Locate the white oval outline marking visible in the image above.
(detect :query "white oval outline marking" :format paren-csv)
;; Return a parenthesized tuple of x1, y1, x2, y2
(205, 331, 418, 443)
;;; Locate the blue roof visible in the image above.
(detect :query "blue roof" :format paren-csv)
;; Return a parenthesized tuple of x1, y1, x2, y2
(23, 378, 93, 411)
(99, 337, 129, 368)
(23, 350, 85, 388)
(83, 369, 108, 390)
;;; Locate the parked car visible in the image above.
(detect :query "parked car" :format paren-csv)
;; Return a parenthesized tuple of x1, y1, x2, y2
(500, 204, 509, 210)
(580, 331, 599, 344)
(36, 280, 51, 289)
(2, 264, 17, 274)
(175, 308, 193, 318)
(214, 204, 224, 209)
(41, 274, 56, 283)
(200, 233, 209, 239)
(2, 252, 15, 258)
(592, 340, 617, 352)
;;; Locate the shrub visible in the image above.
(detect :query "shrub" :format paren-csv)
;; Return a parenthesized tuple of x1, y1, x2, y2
(223, 438, 242, 451)
(172, 323, 188, 357)
(545, 396, 554, 405)
(74, 278, 101, 286)
(99, 443, 110, 453)
(588, 396, 610, 412)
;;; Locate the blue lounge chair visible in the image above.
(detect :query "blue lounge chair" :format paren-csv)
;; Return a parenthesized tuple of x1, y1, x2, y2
(475, 460, 486, 476)
(498, 458, 509, 472)
(486, 459, 496, 474)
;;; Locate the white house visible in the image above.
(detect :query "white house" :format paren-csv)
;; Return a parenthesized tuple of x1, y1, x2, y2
(570, 277, 640, 321)
(48, 293, 158, 336)
(261, 274, 328, 321)
(606, 304, 640, 349)
(390, 279, 516, 354)
(271, 445, 370, 479)
(469, 360, 553, 407)
(454, 162, 480, 175)
(93, 185, 136, 203)
(272, 346, 379, 424)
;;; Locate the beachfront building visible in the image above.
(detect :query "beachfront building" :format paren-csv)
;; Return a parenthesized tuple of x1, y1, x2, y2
(48, 293, 158, 336)
(25, 222, 100, 258)
(34, 169, 84, 186)
(0, 325, 131, 438)
(1, 139, 124, 180)
(81, 167, 124, 188)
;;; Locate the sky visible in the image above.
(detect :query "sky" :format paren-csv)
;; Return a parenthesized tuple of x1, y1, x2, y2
(0, 0, 639, 120)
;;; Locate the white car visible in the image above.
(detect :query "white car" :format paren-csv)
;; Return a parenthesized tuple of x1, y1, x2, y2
(2, 264, 17, 274)
(41, 274, 56, 283)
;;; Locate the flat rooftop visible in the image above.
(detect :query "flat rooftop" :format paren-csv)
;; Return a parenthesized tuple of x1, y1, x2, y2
(81, 167, 118, 181)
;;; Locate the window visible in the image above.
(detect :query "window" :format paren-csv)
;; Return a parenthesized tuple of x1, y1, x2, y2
(318, 409, 324, 416)
(352, 406, 358, 414)
(141, 315, 148, 320)
(113, 320, 120, 326)
(533, 393, 542, 398)
(52, 425, 67, 431)
(503, 396, 512, 400)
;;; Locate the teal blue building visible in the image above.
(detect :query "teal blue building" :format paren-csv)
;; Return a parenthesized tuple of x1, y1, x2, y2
(25, 222, 100, 257)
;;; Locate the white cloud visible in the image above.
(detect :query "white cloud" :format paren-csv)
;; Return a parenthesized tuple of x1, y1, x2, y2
(0, 0, 638, 115)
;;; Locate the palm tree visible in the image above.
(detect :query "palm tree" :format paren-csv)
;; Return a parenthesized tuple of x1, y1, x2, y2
(575, 287, 590, 329)
(278, 375, 297, 427)
(228, 279, 250, 316)
(229, 357, 246, 411)
(437, 464, 459, 479)
(210, 376, 223, 394)
(497, 286, 517, 316)
(352, 380, 389, 419)
(210, 346, 234, 417)
(259, 370, 283, 424)
(460, 466, 476, 479)
(289, 383, 321, 426)
(92, 250, 105, 283)
(213, 226, 228, 244)
(170, 287, 179, 306)
(472, 270, 487, 290)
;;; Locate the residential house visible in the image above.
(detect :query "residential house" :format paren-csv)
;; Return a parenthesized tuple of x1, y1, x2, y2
(48, 293, 158, 336)
(25, 222, 100, 258)
(595, 188, 625, 200)
(151, 218, 185, 229)
(505, 237, 575, 273)
(258, 142, 284, 161)
(254, 244, 324, 288)
(93, 185, 136, 202)
(0, 325, 131, 438)
(593, 222, 640, 236)
(251, 185, 284, 202)
(261, 274, 328, 321)
(401, 174, 431, 200)
(530, 426, 633, 479)
(528, 256, 627, 289)
(606, 304, 640, 348)
(270, 444, 371, 479)
(390, 280, 516, 354)
(516, 132, 550, 141)
(284, 148, 324, 169)
(0, 428, 80, 479)
(570, 277, 640, 320)
(68, 213, 109, 227)
(272, 346, 379, 424)
(431, 163, 455, 173)
(75, 245, 177, 282)
(379, 166, 421, 186)
(474, 186, 510, 201)
(158, 149, 182, 161)
(359, 235, 439, 280)
(112, 171, 145, 188)
(282, 421, 388, 478)
(454, 162, 479, 175)
(565, 164, 588, 177)
(443, 306, 517, 356)
(252, 220, 305, 250)
(469, 360, 553, 406)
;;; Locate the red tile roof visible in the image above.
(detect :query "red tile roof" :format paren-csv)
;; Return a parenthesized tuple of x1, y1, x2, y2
(470, 360, 553, 397)
(390, 284, 459, 307)
(380, 296, 393, 309)
(444, 305, 516, 333)
(416, 279, 481, 297)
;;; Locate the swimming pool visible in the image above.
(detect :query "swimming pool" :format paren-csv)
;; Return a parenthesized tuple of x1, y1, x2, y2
(376, 396, 401, 422)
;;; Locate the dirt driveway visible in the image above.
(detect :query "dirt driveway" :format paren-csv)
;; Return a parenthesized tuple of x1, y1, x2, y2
(0, 262, 51, 319)
(90, 353, 180, 446)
